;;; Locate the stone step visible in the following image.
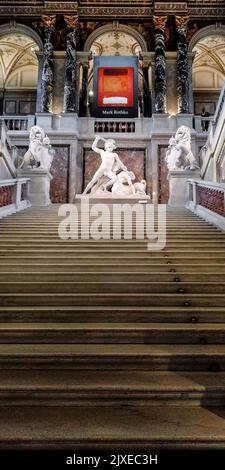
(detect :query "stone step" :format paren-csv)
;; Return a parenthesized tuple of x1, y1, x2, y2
(0, 223, 218, 229)
(1, 255, 225, 263)
(0, 322, 224, 344)
(0, 281, 225, 295)
(0, 370, 224, 406)
(2, 405, 225, 449)
(1, 293, 225, 307)
(0, 221, 218, 227)
(1, 246, 225, 253)
(0, 228, 218, 234)
(0, 305, 225, 323)
(1, 272, 225, 282)
(3, 233, 216, 238)
(0, 236, 224, 243)
(0, 343, 225, 370)
(0, 306, 224, 323)
(0, 263, 224, 273)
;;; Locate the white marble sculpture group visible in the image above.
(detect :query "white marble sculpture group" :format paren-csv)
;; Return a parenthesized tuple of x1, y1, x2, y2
(165, 125, 199, 171)
(83, 136, 148, 198)
(19, 125, 54, 172)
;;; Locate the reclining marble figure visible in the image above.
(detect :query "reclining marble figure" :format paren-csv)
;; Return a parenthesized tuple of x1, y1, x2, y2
(19, 125, 54, 172)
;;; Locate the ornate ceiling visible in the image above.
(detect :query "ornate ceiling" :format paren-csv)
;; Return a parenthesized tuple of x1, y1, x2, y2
(0, 33, 38, 88)
(91, 31, 142, 56)
(193, 35, 225, 76)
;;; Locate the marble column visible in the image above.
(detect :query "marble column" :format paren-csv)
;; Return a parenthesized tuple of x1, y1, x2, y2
(187, 51, 195, 115)
(165, 52, 178, 115)
(142, 55, 151, 118)
(52, 52, 66, 114)
(63, 16, 78, 113)
(40, 15, 56, 113)
(153, 16, 167, 114)
(176, 16, 190, 114)
(35, 51, 44, 113)
(79, 61, 89, 117)
(75, 58, 81, 115)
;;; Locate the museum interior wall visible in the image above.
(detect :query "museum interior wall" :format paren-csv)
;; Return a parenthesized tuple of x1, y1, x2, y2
(0, 1, 225, 204)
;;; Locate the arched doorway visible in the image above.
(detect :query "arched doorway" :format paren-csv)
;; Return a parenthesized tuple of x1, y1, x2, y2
(189, 26, 225, 121)
(83, 24, 149, 117)
(0, 24, 41, 120)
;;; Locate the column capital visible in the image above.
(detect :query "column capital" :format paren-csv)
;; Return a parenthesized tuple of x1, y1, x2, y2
(140, 52, 152, 67)
(41, 14, 56, 29)
(175, 15, 189, 31)
(64, 15, 78, 30)
(153, 15, 168, 30)
(77, 51, 91, 66)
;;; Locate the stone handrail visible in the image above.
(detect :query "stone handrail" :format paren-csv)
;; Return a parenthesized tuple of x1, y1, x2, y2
(0, 120, 17, 175)
(0, 178, 31, 218)
(193, 115, 214, 134)
(0, 120, 13, 152)
(0, 115, 35, 131)
(186, 179, 225, 231)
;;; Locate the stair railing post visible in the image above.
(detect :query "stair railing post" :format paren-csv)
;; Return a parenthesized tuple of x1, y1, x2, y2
(192, 181, 197, 209)
(15, 180, 22, 209)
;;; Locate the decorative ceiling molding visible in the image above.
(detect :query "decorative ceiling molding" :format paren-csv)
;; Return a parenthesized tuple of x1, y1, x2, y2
(79, 7, 153, 18)
(0, 32, 38, 86)
(45, 2, 78, 12)
(90, 31, 142, 57)
(188, 24, 225, 51)
(154, 3, 187, 13)
(187, 7, 225, 17)
(193, 35, 225, 76)
(0, 23, 43, 51)
(84, 23, 148, 52)
(0, 2, 224, 18)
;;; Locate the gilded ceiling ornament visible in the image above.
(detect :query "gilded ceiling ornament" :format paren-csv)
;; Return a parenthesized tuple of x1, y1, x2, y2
(153, 16, 168, 29)
(42, 15, 56, 29)
(64, 15, 78, 29)
(175, 16, 189, 31)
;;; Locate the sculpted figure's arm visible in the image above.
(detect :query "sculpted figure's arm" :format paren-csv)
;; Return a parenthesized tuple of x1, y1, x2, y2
(92, 136, 103, 155)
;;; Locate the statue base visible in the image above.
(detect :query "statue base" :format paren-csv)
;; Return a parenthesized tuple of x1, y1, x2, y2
(77, 194, 150, 199)
(75, 194, 150, 204)
(168, 170, 201, 207)
(17, 169, 52, 206)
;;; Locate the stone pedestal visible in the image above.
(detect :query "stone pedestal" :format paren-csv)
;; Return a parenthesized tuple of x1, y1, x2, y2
(35, 112, 54, 131)
(59, 113, 79, 132)
(168, 169, 201, 207)
(17, 169, 52, 207)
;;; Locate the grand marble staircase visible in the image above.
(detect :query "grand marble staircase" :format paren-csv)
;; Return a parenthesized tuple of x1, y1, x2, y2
(0, 205, 225, 449)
